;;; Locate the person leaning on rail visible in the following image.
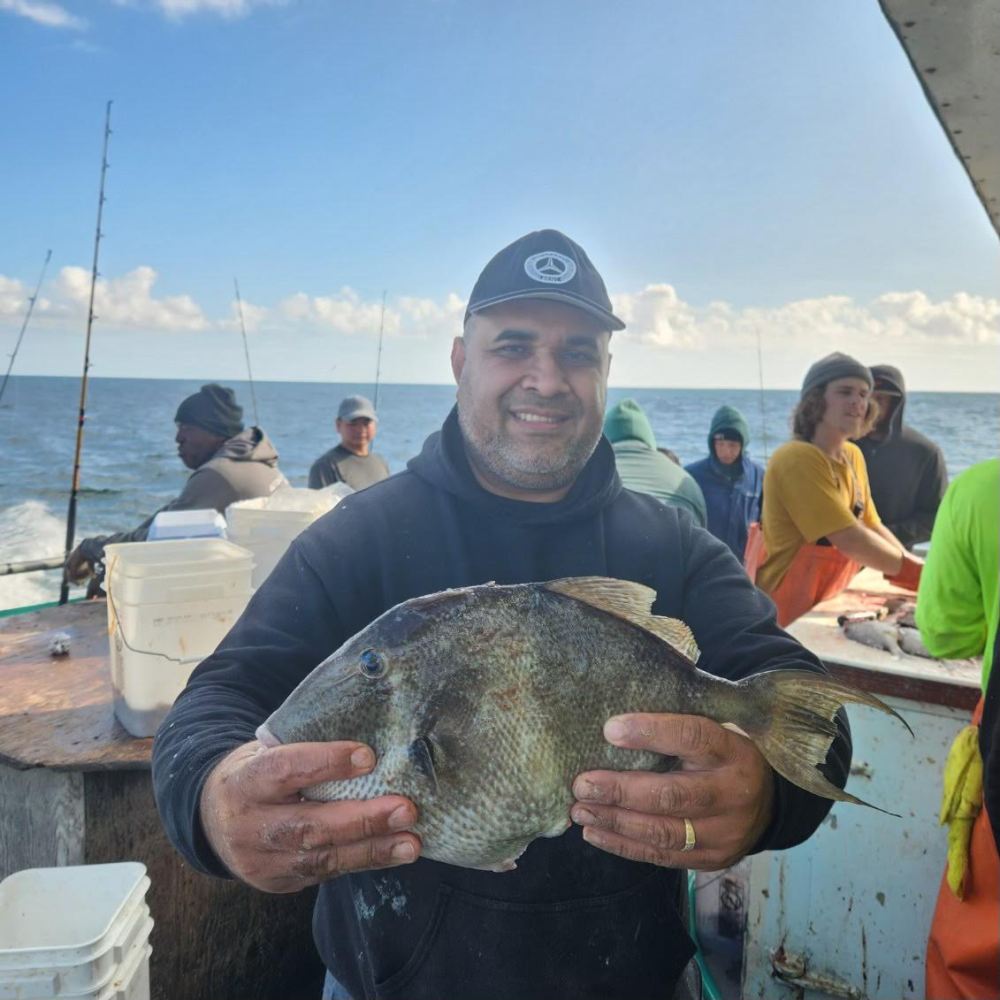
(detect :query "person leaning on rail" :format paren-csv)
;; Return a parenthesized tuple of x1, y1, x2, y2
(152, 229, 852, 1000)
(744, 353, 923, 627)
(65, 383, 286, 591)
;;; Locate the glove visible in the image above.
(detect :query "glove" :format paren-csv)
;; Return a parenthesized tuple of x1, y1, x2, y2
(885, 551, 923, 592)
(939, 724, 983, 899)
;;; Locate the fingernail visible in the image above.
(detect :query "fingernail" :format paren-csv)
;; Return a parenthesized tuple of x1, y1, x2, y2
(391, 841, 416, 863)
(574, 778, 600, 801)
(388, 805, 413, 831)
(351, 747, 374, 770)
(572, 807, 596, 826)
(582, 827, 605, 848)
(604, 718, 628, 743)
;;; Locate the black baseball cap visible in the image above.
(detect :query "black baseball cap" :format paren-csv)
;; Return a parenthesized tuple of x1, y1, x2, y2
(465, 229, 625, 331)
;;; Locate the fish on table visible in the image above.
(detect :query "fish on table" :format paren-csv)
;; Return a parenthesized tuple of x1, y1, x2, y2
(838, 603, 934, 660)
(257, 576, 909, 872)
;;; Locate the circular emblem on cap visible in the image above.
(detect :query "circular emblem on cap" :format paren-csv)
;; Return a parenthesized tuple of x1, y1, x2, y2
(524, 251, 577, 285)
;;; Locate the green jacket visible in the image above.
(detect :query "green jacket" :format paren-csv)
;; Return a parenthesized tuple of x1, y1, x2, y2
(916, 458, 999, 688)
(603, 399, 707, 526)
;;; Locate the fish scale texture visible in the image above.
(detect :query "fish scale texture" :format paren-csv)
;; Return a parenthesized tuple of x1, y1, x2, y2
(273, 584, 715, 869)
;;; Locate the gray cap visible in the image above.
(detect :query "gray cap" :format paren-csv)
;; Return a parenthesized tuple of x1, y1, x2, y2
(801, 352, 873, 398)
(337, 395, 377, 421)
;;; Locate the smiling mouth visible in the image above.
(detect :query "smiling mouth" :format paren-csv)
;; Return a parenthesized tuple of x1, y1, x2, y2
(510, 410, 571, 426)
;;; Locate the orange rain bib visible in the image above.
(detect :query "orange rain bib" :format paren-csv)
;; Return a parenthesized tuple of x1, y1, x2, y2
(744, 522, 860, 628)
(926, 698, 1000, 1000)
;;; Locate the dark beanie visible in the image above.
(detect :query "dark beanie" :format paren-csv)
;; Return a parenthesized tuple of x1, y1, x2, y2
(800, 352, 872, 398)
(174, 384, 244, 439)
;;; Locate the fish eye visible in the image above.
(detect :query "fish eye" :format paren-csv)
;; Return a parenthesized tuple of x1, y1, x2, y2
(359, 649, 386, 678)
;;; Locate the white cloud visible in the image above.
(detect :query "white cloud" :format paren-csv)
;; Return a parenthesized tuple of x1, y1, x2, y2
(152, 0, 282, 18)
(0, 0, 83, 28)
(54, 265, 208, 330)
(0, 276, 29, 318)
(612, 284, 1000, 352)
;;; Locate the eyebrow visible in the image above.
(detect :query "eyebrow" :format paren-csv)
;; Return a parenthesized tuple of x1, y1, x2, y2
(492, 328, 603, 348)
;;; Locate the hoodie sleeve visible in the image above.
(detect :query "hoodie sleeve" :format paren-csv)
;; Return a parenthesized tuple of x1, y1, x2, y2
(888, 445, 948, 549)
(151, 535, 349, 877)
(674, 518, 852, 852)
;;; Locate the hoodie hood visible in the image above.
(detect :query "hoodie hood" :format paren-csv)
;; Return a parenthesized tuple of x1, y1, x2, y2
(708, 405, 750, 454)
(408, 406, 621, 526)
(870, 364, 907, 438)
(212, 426, 280, 467)
(603, 399, 657, 450)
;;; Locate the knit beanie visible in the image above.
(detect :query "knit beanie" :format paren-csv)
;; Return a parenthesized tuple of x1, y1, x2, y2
(603, 398, 657, 450)
(801, 352, 873, 397)
(174, 384, 244, 439)
(708, 405, 750, 453)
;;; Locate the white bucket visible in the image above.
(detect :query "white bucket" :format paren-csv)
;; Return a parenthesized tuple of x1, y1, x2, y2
(0, 863, 151, 999)
(103, 539, 253, 606)
(104, 540, 253, 737)
(227, 491, 334, 588)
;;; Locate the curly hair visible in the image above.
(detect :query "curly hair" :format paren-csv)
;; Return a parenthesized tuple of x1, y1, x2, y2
(792, 386, 880, 441)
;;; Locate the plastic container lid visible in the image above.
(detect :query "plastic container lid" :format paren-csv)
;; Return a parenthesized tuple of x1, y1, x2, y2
(147, 509, 227, 541)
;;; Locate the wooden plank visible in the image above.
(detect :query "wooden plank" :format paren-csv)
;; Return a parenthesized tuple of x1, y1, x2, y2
(83, 771, 325, 1000)
(0, 762, 85, 877)
(0, 601, 151, 770)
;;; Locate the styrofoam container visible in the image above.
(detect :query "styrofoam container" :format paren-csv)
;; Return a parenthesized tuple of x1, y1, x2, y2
(104, 539, 253, 606)
(108, 591, 251, 737)
(0, 864, 150, 999)
(147, 509, 227, 542)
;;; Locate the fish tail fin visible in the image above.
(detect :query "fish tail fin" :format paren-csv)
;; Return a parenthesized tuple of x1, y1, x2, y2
(734, 670, 912, 813)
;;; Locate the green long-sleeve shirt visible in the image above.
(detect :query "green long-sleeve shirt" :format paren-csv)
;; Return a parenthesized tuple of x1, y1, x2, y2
(916, 458, 999, 689)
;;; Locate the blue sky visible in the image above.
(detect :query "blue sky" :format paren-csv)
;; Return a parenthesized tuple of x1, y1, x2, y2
(1, 0, 997, 390)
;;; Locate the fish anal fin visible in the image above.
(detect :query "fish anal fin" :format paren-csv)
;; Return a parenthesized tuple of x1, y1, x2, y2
(545, 576, 700, 664)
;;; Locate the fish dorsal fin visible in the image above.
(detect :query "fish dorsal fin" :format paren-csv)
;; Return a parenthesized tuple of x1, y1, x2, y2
(545, 576, 700, 664)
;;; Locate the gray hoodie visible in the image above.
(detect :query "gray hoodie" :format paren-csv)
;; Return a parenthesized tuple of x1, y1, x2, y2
(78, 427, 286, 563)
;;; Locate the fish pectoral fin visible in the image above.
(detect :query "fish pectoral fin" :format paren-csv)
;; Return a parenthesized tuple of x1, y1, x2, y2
(408, 735, 440, 792)
(545, 576, 701, 664)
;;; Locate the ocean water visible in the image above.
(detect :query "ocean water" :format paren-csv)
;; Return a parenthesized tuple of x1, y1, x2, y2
(1, 375, 997, 611)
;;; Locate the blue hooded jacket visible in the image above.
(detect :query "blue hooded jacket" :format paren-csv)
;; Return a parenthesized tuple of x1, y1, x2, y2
(685, 405, 764, 561)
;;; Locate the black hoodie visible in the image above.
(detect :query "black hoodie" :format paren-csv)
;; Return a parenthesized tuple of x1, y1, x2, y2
(856, 365, 948, 548)
(152, 407, 850, 1000)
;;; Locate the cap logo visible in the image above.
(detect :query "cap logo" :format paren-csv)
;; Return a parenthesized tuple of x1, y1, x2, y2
(524, 251, 576, 285)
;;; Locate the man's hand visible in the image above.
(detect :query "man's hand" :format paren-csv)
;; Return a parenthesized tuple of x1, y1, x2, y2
(884, 550, 923, 592)
(65, 545, 93, 584)
(571, 713, 774, 871)
(200, 740, 421, 893)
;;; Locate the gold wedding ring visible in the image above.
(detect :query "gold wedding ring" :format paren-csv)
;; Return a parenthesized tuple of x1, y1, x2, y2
(681, 817, 696, 853)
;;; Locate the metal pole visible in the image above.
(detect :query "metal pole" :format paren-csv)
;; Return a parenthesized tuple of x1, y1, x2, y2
(373, 290, 386, 411)
(0, 249, 52, 407)
(233, 277, 259, 426)
(60, 101, 112, 605)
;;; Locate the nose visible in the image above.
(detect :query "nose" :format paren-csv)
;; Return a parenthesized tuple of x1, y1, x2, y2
(521, 348, 570, 397)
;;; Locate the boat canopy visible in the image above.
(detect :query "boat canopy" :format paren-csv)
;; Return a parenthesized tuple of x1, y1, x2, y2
(880, 0, 1000, 237)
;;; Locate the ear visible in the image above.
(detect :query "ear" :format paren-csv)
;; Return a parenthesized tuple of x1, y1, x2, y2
(451, 336, 466, 384)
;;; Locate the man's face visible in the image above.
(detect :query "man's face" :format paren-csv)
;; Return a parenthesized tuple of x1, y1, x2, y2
(451, 299, 612, 502)
(819, 377, 871, 440)
(872, 390, 899, 433)
(337, 416, 376, 456)
(175, 423, 225, 469)
(713, 437, 742, 465)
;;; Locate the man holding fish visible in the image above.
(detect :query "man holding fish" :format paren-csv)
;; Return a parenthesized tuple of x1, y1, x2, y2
(153, 230, 867, 1000)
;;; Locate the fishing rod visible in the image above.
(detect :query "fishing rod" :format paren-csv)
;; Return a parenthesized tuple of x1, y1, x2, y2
(373, 289, 386, 411)
(0, 249, 52, 408)
(60, 101, 112, 606)
(233, 277, 259, 425)
(755, 322, 769, 463)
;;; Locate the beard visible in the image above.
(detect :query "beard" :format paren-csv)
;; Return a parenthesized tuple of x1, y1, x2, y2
(456, 389, 602, 495)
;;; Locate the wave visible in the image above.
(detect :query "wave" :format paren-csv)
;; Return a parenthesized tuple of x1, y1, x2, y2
(0, 501, 66, 613)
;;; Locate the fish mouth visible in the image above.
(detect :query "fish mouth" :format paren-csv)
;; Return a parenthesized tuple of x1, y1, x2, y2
(255, 723, 283, 748)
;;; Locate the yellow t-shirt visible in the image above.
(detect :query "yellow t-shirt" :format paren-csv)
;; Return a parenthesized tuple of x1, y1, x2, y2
(757, 440, 881, 593)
